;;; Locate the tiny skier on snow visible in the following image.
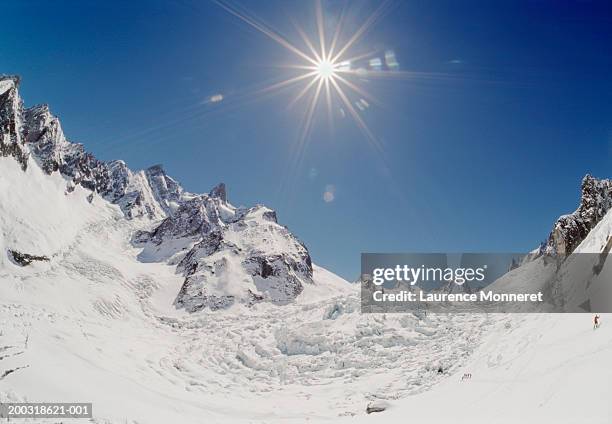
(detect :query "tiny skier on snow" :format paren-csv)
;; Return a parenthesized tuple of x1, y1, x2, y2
(593, 315, 601, 330)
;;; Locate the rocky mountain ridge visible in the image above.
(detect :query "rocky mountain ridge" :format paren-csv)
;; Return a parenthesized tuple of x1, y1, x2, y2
(543, 174, 612, 255)
(0, 75, 314, 311)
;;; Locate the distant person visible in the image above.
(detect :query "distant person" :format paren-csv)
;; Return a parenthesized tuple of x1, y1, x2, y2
(593, 315, 601, 330)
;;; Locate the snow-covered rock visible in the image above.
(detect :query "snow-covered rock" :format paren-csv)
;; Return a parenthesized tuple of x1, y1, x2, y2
(366, 400, 389, 414)
(0, 75, 28, 170)
(166, 202, 313, 311)
(544, 174, 612, 255)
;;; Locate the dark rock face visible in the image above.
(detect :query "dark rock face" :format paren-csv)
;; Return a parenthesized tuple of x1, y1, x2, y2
(366, 400, 389, 414)
(147, 196, 221, 244)
(8, 250, 50, 267)
(262, 209, 278, 223)
(209, 182, 227, 202)
(544, 175, 612, 255)
(105, 160, 131, 202)
(23, 104, 63, 174)
(177, 231, 224, 274)
(2, 75, 315, 311)
(23, 103, 112, 194)
(0, 76, 28, 170)
(60, 146, 110, 193)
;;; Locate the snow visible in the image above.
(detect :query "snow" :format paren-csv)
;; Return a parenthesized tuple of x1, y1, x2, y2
(351, 313, 612, 424)
(0, 157, 113, 271)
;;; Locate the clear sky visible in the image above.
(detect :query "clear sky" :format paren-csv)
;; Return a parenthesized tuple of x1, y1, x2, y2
(2, 1, 612, 280)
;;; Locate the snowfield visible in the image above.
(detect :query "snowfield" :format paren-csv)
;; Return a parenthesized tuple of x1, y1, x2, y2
(1, 156, 611, 424)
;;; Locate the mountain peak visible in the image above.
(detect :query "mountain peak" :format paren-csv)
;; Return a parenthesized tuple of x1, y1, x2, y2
(146, 164, 166, 176)
(0, 74, 20, 90)
(209, 182, 227, 202)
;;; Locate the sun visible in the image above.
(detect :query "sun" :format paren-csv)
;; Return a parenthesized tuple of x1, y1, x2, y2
(215, 0, 398, 165)
(315, 59, 337, 80)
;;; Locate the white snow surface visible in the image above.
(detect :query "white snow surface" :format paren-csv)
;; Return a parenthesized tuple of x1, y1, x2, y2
(1, 155, 611, 423)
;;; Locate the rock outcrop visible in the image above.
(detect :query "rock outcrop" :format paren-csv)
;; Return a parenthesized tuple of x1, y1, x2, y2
(366, 400, 389, 414)
(137, 200, 313, 311)
(7, 250, 49, 267)
(544, 174, 612, 255)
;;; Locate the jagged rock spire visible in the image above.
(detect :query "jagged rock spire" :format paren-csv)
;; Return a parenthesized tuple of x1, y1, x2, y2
(0, 75, 28, 170)
(209, 182, 227, 202)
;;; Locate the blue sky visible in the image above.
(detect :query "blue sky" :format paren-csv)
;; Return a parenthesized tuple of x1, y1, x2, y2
(2, 0, 612, 280)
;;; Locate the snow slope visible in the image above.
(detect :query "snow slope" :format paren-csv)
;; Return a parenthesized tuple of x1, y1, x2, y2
(354, 205, 612, 424)
(354, 313, 612, 424)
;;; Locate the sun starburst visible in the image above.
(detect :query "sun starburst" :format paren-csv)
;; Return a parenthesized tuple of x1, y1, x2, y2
(215, 0, 402, 180)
